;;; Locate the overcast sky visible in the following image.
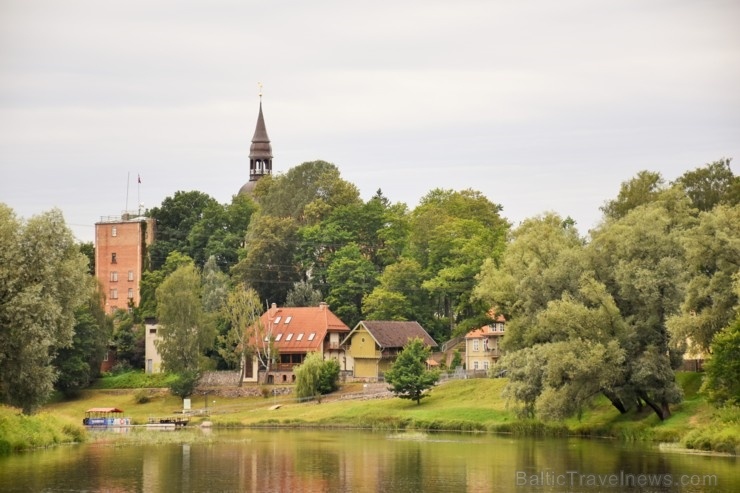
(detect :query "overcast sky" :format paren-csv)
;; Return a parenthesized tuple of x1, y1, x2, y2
(1, 0, 739, 243)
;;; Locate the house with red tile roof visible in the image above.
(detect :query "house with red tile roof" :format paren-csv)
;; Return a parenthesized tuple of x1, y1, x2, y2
(465, 314, 506, 374)
(243, 302, 350, 384)
(342, 321, 438, 381)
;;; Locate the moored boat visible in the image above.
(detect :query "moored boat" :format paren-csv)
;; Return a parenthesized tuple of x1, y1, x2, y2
(83, 407, 131, 427)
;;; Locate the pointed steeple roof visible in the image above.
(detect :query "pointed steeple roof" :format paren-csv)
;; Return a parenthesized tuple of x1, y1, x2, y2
(239, 90, 274, 196)
(249, 101, 272, 160)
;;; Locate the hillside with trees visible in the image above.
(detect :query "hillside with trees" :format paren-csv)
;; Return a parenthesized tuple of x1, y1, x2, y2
(1, 158, 738, 423)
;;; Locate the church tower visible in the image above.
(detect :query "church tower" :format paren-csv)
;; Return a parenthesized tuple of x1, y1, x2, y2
(239, 86, 273, 195)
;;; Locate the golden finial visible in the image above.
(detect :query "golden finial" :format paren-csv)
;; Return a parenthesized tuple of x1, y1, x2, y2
(258, 82, 263, 100)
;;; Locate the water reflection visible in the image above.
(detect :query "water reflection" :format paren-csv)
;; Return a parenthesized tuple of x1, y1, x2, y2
(0, 430, 736, 492)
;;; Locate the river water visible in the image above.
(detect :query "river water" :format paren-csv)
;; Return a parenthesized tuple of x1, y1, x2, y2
(0, 429, 737, 492)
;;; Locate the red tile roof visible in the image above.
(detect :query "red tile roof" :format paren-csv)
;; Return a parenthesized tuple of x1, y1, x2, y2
(250, 303, 350, 354)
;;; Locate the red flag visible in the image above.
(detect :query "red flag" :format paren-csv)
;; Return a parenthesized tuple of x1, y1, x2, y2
(138, 174, 141, 184)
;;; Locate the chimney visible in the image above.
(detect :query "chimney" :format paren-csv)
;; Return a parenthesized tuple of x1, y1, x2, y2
(269, 303, 277, 317)
(319, 302, 328, 310)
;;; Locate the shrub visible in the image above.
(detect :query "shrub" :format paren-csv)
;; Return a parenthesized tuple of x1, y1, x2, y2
(134, 390, 151, 404)
(168, 370, 201, 398)
(110, 361, 133, 375)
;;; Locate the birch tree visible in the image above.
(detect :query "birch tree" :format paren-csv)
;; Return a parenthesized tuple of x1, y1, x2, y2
(219, 284, 265, 384)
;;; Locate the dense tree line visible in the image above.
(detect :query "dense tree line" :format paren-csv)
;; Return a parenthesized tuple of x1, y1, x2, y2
(474, 158, 739, 420)
(1, 157, 737, 415)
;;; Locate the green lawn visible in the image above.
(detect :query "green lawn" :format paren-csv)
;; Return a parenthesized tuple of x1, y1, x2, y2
(3, 372, 737, 455)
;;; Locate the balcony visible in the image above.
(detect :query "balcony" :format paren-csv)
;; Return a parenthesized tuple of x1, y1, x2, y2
(485, 348, 501, 358)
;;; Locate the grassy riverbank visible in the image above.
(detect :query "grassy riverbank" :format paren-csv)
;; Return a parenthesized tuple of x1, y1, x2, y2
(0, 406, 87, 454)
(3, 373, 738, 455)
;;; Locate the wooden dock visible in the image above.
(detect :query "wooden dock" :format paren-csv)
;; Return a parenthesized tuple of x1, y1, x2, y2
(147, 415, 190, 428)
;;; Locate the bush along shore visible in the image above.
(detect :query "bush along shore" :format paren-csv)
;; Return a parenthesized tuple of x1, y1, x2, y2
(2, 373, 737, 455)
(0, 406, 87, 454)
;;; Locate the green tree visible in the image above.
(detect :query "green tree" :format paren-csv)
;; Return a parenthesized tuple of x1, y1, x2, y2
(112, 311, 145, 370)
(155, 264, 215, 394)
(585, 195, 692, 419)
(79, 241, 95, 275)
(168, 370, 201, 400)
(139, 251, 196, 318)
(296, 191, 409, 298)
(473, 213, 586, 350)
(667, 204, 740, 353)
(187, 193, 257, 271)
(232, 215, 301, 304)
(450, 350, 462, 370)
(363, 258, 430, 324)
(478, 198, 691, 420)
(384, 338, 440, 405)
(218, 284, 264, 384)
(148, 191, 220, 270)
(253, 160, 361, 224)
(325, 243, 378, 328)
(409, 189, 508, 340)
(202, 256, 230, 314)
(672, 158, 740, 212)
(285, 280, 323, 307)
(318, 358, 341, 395)
(701, 318, 740, 406)
(295, 352, 328, 399)
(54, 281, 113, 396)
(0, 205, 89, 414)
(600, 170, 665, 221)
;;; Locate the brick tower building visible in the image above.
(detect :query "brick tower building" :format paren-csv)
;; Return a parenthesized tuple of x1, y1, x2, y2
(95, 213, 155, 314)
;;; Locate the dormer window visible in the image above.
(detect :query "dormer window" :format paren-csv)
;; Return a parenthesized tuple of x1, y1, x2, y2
(297, 333, 304, 341)
(285, 316, 292, 324)
(275, 333, 282, 341)
(308, 333, 315, 341)
(274, 316, 281, 324)
(286, 333, 293, 341)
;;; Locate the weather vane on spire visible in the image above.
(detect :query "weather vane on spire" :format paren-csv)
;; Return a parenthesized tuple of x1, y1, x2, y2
(258, 82, 263, 100)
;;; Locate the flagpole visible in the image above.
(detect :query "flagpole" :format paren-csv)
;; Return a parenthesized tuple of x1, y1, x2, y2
(125, 172, 130, 215)
(137, 174, 141, 216)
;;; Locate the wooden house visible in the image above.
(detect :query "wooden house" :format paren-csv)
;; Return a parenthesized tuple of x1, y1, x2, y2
(342, 321, 438, 381)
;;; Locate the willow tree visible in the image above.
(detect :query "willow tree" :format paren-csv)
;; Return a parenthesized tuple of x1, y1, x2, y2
(0, 205, 89, 414)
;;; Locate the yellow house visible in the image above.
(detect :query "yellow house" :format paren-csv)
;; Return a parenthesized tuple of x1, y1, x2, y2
(465, 315, 505, 374)
(342, 321, 438, 380)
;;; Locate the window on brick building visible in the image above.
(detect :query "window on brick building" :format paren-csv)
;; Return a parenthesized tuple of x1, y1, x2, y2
(111, 227, 117, 237)
(128, 288, 134, 299)
(128, 270, 134, 281)
(111, 253, 117, 263)
(110, 271, 118, 282)
(110, 288, 118, 299)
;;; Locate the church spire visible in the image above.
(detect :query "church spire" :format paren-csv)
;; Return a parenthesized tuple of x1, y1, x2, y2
(239, 84, 273, 195)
